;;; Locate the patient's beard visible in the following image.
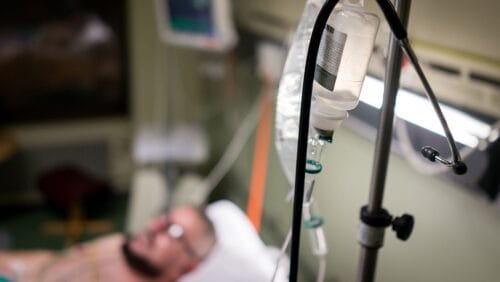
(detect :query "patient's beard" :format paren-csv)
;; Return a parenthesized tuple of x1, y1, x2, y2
(121, 236, 163, 278)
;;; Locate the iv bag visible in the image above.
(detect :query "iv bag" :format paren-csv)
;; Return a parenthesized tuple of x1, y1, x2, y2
(275, 0, 378, 185)
(313, 0, 379, 111)
(275, 0, 325, 185)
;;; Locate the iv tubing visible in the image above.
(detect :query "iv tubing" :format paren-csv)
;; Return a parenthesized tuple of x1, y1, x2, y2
(289, 1, 339, 281)
(394, 118, 474, 175)
(197, 93, 260, 200)
(317, 255, 327, 282)
(400, 40, 461, 164)
(375, 0, 465, 172)
(276, 137, 326, 281)
(271, 229, 292, 282)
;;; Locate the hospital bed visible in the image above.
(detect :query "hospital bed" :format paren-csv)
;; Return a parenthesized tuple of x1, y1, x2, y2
(181, 200, 288, 282)
(126, 171, 288, 281)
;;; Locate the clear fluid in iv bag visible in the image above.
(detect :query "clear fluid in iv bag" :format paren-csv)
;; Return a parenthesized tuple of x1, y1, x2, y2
(275, 0, 325, 185)
(313, 0, 379, 111)
(275, 72, 302, 184)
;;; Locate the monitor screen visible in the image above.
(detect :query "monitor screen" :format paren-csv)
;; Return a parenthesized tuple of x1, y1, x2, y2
(166, 0, 214, 35)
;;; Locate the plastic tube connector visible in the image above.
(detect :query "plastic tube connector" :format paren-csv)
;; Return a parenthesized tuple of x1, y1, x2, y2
(453, 161, 467, 175)
(310, 102, 348, 135)
(421, 146, 468, 175)
(421, 146, 439, 162)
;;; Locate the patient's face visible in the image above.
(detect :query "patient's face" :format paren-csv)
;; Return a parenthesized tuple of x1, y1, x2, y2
(124, 206, 211, 281)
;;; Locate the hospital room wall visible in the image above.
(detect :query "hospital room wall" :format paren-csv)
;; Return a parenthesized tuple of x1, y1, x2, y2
(256, 126, 500, 282)
(128, 0, 206, 133)
(228, 2, 500, 281)
(127, 1, 500, 281)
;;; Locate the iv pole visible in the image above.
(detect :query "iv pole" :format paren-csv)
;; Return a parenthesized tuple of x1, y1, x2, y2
(289, 0, 466, 281)
(356, 0, 412, 281)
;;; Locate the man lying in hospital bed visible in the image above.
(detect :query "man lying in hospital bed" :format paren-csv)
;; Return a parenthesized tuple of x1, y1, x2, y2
(0, 200, 288, 282)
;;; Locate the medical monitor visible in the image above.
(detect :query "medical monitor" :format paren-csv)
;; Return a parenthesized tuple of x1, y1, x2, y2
(155, 0, 237, 51)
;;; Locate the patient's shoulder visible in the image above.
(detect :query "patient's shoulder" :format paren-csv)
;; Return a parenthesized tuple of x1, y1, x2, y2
(0, 249, 56, 279)
(90, 233, 124, 244)
(0, 249, 55, 262)
(79, 233, 124, 252)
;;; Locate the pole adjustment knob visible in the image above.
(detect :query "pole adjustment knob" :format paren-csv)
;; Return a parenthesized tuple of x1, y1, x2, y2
(391, 214, 414, 241)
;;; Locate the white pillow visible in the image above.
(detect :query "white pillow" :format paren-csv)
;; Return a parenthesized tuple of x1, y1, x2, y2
(180, 200, 288, 282)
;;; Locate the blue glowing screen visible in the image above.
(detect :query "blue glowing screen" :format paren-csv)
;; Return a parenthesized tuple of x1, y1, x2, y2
(166, 0, 214, 35)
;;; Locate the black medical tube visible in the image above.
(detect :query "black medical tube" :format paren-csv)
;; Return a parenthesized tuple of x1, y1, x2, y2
(375, 0, 466, 174)
(289, 1, 339, 281)
(375, 0, 407, 39)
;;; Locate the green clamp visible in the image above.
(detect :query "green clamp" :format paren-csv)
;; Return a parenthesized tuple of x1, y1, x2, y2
(305, 159, 322, 174)
(303, 215, 324, 229)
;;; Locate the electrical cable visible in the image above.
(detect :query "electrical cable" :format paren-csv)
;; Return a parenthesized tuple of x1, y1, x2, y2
(375, 0, 467, 175)
(289, 1, 339, 281)
(400, 41, 463, 166)
(394, 118, 474, 175)
(195, 93, 261, 202)
(395, 118, 500, 175)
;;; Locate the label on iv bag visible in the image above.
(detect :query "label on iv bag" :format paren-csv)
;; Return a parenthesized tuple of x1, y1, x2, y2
(315, 25, 347, 91)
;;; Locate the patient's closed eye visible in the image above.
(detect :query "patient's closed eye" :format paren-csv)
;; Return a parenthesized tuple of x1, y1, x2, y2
(166, 223, 184, 239)
(163, 221, 199, 259)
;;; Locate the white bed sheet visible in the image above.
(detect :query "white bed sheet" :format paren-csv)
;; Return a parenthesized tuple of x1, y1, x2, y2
(180, 200, 289, 282)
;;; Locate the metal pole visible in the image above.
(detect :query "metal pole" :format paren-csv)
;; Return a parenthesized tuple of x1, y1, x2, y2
(357, 0, 411, 281)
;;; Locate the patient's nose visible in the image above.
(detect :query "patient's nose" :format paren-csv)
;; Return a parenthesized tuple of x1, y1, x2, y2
(147, 217, 168, 233)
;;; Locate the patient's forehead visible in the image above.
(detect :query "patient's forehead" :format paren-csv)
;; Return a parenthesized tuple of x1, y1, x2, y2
(168, 207, 204, 233)
(169, 206, 197, 219)
(168, 206, 214, 256)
